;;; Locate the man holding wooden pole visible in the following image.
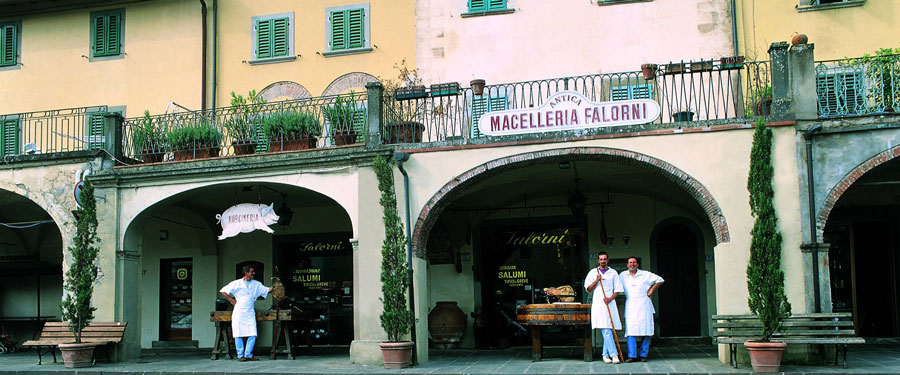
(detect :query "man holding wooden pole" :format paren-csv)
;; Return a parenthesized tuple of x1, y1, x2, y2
(584, 251, 623, 364)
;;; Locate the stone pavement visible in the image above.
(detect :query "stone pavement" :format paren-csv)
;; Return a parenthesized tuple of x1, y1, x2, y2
(0, 344, 898, 374)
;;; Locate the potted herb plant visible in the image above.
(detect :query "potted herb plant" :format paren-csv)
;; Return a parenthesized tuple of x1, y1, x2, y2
(744, 117, 791, 373)
(58, 179, 100, 368)
(373, 156, 414, 369)
(752, 85, 773, 117)
(166, 119, 222, 161)
(133, 110, 164, 163)
(323, 95, 363, 146)
(224, 90, 267, 155)
(381, 60, 426, 144)
(262, 111, 321, 152)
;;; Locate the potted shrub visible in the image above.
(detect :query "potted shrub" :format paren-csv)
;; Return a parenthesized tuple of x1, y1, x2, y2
(373, 156, 414, 369)
(323, 95, 363, 146)
(166, 120, 222, 161)
(720, 56, 746, 70)
(262, 111, 321, 152)
(744, 117, 791, 373)
(665, 62, 685, 75)
(58, 179, 101, 368)
(690, 59, 714, 73)
(430, 82, 460, 97)
(225, 90, 266, 155)
(752, 85, 773, 117)
(133, 110, 164, 163)
(672, 109, 694, 122)
(381, 60, 426, 144)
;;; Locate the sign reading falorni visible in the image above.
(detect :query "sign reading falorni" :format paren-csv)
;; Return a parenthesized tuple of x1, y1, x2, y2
(477, 90, 660, 137)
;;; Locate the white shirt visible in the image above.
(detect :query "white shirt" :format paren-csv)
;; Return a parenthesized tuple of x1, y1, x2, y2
(220, 278, 269, 337)
(584, 267, 623, 330)
(621, 269, 664, 337)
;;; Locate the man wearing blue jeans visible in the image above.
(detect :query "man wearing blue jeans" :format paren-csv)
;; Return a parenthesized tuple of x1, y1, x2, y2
(621, 257, 664, 362)
(220, 266, 272, 361)
(584, 252, 624, 364)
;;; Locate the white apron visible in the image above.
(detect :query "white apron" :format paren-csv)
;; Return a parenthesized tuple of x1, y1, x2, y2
(220, 279, 269, 337)
(584, 267, 623, 330)
(621, 269, 664, 337)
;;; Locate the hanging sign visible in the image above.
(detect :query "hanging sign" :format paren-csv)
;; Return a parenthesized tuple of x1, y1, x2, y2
(215, 203, 280, 240)
(478, 90, 660, 136)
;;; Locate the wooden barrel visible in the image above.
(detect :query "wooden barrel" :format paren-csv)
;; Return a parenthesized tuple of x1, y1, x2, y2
(516, 304, 591, 326)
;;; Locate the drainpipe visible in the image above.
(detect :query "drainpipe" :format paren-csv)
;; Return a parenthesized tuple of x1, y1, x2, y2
(211, 0, 218, 110)
(730, 0, 739, 56)
(393, 151, 417, 365)
(804, 123, 823, 313)
(199, 0, 208, 110)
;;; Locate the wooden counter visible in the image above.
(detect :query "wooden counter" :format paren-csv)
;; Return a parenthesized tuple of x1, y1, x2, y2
(517, 303, 592, 362)
(209, 310, 294, 360)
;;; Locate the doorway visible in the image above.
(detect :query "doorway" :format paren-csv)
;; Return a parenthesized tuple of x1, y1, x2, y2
(160, 258, 193, 341)
(653, 222, 701, 337)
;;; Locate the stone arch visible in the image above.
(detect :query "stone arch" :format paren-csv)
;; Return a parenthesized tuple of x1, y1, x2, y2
(0, 183, 70, 240)
(322, 72, 378, 96)
(816, 144, 900, 242)
(258, 81, 312, 102)
(411, 147, 730, 259)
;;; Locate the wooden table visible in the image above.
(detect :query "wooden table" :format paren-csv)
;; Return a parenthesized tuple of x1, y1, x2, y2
(516, 303, 592, 362)
(209, 310, 293, 360)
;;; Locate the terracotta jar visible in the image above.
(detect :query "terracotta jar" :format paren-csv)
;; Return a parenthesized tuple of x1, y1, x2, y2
(428, 301, 466, 349)
(744, 340, 787, 373)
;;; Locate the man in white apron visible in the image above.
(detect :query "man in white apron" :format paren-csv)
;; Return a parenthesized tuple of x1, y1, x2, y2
(584, 252, 623, 364)
(220, 266, 272, 361)
(621, 256, 664, 363)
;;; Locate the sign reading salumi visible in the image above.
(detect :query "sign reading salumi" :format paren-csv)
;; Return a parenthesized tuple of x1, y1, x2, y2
(477, 90, 660, 136)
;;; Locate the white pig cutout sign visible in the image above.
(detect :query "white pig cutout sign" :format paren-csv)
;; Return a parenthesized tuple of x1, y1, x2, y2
(216, 203, 280, 240)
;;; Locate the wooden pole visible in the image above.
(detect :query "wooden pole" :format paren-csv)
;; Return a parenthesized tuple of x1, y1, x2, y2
(596, 267, 624, 360)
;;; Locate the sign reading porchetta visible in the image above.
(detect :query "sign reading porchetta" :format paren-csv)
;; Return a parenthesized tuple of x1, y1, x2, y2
(215, 203, 280, 240)
(477, 90, 661, 137)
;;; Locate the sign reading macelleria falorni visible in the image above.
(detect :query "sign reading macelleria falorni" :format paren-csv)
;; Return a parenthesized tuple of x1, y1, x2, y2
(478, 90, 661, 137)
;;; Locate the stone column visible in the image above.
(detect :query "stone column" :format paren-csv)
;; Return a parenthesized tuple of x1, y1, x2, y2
(768, 42, 793, 121)
(115, 249, 142, 360)
(788, 43, 818, 121)
(366, 82, 384, 149)
(801, 242, 833, 313)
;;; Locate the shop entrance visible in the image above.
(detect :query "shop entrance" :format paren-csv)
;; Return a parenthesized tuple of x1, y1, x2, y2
(653, 222, 702, 337)
(159, 258, 193, 341)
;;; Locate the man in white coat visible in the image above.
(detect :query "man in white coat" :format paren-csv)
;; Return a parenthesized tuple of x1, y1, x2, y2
(584, 252, 623, 364)
(220, 266, 272, 361)
(621, 256, 664, 363)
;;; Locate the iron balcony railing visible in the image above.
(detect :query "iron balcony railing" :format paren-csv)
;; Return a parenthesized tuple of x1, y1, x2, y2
(381, 58, 771, 144)
(0, 105, 109, 158)
(121, 92, 367, 162)
(815, 54, 900, 117)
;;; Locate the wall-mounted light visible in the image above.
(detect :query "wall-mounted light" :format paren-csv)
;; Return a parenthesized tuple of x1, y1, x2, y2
(622, 234, 631, 248)
(276, 194, 294, 229)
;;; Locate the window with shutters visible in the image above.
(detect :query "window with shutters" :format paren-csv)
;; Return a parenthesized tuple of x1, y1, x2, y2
(610, 84, 653, 101)
(0, 22, 20, 68)
(324, 4, 371, 57)
(596, 0, 653, 6)
(470, 96, 508, 138)
(816, 71, 866, 116)
(798, 0, 864, 12)
(0, 116, 20, 157)
(463, 0, 514, 17)
(90, 10, 124, 59)
(251, 12, 295, 64)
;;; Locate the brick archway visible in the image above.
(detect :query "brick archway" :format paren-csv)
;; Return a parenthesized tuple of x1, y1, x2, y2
(410, 147, 730, 259)
(817, 144, 900, 242)
(322, 72, 378, 96)
(258, 81, 311, 101)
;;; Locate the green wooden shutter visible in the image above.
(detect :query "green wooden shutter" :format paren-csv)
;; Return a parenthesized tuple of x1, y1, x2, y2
(0, 117, 19, 157)
(272, 17, 288, 57)
(611, 84, 653, 100)
(817, 72, 864, 115)
(352, 108, 366, 143)
(468, 0, 486, 12)
(330, 11, 346, 51)
(253, 122, 269, 153)
(92, 13, 121, 57)
(88, 113, 106, 150)
(488, 0, 507, 10)
(0, 25, 16, 67)
(347, 9, 364, 49)
(256, 19, 272, 58)
(470, 96, 507, 138)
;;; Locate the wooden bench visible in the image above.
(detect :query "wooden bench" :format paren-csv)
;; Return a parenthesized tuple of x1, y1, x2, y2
(713, 313, 864, 369)
(21, 322, 127, 365)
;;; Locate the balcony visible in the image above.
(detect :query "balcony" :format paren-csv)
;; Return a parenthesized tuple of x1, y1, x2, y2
(0, 106, 110, 159)
(815, 53, 900, 117)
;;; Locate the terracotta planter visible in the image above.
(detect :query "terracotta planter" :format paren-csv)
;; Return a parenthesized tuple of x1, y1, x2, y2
(754, 98, 773, 116)
(470, 79, 486, 96)
(791, 33, 808, 47)
(232, 141, 256, 155)
(173, 145, 220, 161)
(428, 301, 466, 349)
(379, 341, 413, 369)
(269, 135, 316, 152)
(58, 342, 95, 368)
(139, 149, 164, 163)
(673, 111, 694, 122)
(744, 340, 786, 373)
(640, 63, 657, 80)
(332, 129, 360, 146)
(385, 122, 425, 144)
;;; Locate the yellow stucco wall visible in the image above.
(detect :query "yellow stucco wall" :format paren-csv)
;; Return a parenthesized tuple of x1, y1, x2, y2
(736, 0, 899, 61)
(0, 0, 202, 115)
(215, 0, 415, 104)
